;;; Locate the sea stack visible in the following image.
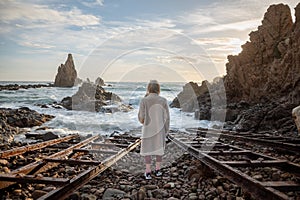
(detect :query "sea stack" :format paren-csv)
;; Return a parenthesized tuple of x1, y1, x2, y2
(54, 53, 77, 87)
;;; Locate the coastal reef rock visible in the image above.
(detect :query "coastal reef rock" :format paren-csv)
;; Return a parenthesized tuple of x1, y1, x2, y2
(172, 3, 300, 133)
(293, 106, 300, 134)
(0, 107, 55, 143)
(54, 54, 77, 87)
(60, 82, 132, 113)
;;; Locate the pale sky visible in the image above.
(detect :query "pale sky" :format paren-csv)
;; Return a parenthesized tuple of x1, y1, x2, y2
(0, 0, 299, 82)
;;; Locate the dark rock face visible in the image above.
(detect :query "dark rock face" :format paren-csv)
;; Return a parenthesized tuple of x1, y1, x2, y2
(95, 77, 105, 86)
(223, 3, 300, 133)
(60, 82, 132, 113)
(0, 107, 55, 143)
(54, 54, 77, 87)
(225, 3, 300, 105)
(172, 3, 300, 133)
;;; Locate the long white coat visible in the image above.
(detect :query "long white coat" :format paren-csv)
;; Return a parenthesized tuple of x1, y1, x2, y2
(138, 93, 170, 156)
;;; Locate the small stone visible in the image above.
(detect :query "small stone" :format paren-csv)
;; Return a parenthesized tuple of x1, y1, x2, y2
(144, 185, 158, 190)
(35, 184, 45, 190)
(32, 190, 47, 199)
(217, 186, 224, 194)
(272, 172, 281, 181)
(13, 189, 22, 195)
(2, 167, 10, 173)
(103, 188, 125, 199)
(0, 159, 8, 165)
(281, 172, 290, 179)
(81, 193, 97, 200)
(252, 174, 263, 181)
(68, 192, 80, 200)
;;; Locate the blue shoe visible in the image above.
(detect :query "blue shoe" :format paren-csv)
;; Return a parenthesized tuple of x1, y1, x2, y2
(144, 172, 152, 180)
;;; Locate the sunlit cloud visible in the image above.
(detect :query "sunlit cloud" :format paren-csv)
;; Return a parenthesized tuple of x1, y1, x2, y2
(0, 1, 101, 29)
(0, 0, 299, 81)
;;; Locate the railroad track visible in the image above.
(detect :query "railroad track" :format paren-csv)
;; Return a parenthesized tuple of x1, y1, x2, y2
(168, 130, 300, 200)
(0, 134, 141, 200)
(186, 128, 300, 155)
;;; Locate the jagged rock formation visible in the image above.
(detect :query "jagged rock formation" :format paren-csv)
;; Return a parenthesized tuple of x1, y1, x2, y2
(225, 3, 300, 104)
(54, 54, 77, 87)
(171, 3, 300, 133)
(60, 82, 132, 113)
(95, 77, 105, 86)
(0, 107, 55, 143)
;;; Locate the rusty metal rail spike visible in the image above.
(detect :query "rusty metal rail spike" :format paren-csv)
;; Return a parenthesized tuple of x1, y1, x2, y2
(0, 134, 78, 159)
(168, 133, 300, 200)
(39, 138, 141, 200)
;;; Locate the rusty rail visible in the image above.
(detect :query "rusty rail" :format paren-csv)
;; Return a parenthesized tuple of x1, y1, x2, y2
(0, 134, 141, 200)
(168, 132, 300, 200)
(39, 138, 141, 200)
(0, 135, 99, 189)
(0, 134, 78, 159)
(186, 128, 300, 155)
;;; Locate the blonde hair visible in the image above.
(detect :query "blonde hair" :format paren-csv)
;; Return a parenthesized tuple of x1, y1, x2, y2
(147, 80, 160, 94)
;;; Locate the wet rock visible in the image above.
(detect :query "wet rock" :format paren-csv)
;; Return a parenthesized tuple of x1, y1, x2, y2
(102, 188, 125, 199)
(42, 132, 58, 141)
(59, 82, 131, 113)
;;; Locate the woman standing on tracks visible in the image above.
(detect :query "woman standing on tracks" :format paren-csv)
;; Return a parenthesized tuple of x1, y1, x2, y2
(138, 80, 170, 180)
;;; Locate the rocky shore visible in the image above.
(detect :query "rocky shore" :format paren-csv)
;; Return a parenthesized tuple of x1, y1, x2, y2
(0, 107, 54, 144)
(0, 83, 53, 91)
(1, 139, 253, 200)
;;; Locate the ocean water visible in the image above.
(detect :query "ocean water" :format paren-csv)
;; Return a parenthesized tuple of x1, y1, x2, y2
(0, 81, 222, 138)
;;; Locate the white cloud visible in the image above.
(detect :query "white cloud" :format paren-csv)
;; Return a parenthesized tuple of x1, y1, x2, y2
(81, 0, 104, 8)
(0, 1, 101, 28)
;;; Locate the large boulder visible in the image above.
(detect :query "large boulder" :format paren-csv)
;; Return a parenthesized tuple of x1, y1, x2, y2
(170, 81, 207, 112)
(54, 54, 77, 87)
(60, 82, 132, 113)
(0, 107, 55, 143)
(292, 105, 300, 134)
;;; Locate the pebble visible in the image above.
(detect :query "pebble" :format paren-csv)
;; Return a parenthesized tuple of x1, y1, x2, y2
(0, 159, 8, 165)
(2, 167, 10, 173)
(102, 188, 125, 199)
(81, 193, 97, 200)
(31, 190, 47, 199)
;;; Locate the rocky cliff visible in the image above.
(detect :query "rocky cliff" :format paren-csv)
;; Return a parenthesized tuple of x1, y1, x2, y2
(54, 54, 77, 87)
(225, 3, 300, 104)
(171, 3, 300, 133)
